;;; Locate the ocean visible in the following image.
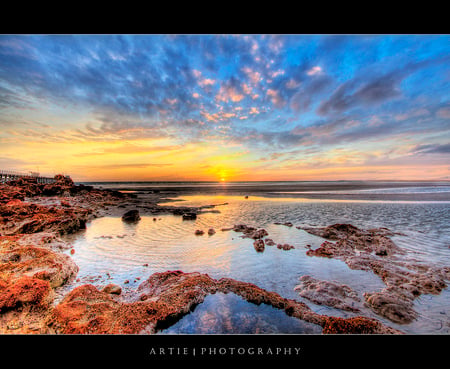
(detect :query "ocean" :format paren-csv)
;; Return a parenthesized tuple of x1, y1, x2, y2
(62, 181, 450, 334)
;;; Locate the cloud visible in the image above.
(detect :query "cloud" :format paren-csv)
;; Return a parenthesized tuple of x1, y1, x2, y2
(306, 66, 322, 76)
(289, 75, 333, 113)
(317, 57, 449, 116)
(103, 163, 173, 169)
(215, 84, 245, 103)
(73, 144, 182, 157)
(436, 107, 450, 119)
(410, 143, 450, 155)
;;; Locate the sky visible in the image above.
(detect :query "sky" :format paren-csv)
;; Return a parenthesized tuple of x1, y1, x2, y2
(0, 34, 449, 182)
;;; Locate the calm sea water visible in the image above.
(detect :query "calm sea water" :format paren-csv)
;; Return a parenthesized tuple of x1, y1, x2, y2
(62, 182, 450, 334)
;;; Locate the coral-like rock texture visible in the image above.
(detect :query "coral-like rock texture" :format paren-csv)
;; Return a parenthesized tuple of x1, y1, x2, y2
(47, 270, 401, 334)
(301, 223, 450, 324)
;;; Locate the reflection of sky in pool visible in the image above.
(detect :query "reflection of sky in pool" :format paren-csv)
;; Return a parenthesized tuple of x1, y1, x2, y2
(158, 292, 322, 334)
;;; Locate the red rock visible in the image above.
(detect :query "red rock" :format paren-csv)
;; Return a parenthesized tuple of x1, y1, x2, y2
(0, 276, 53, 312)
(321, 316, 395, 334)
(0, 244, 78, 288)
(47, 271, 402, 335)
(253, 239, 265, 252)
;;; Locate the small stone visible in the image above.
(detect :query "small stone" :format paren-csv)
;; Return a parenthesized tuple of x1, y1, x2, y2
(253, 239, 265, 252)
(195, 230, 204, 235)
(208, 228, 216, 235)
(102, 283, 122, 295)
(121, 210, 141, 222)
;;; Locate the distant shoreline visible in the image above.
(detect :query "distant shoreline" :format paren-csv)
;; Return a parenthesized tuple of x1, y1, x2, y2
(77, 180, 450, 202)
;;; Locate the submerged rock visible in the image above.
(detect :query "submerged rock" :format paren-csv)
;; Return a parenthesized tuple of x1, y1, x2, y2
(264, 238, 276, 246)
(295, 275, 361, 312)
(363, 288, 417, 324)
(274, 222, 293, 227)
(302, 223, 450, 324)
(277, 243, 295, 250)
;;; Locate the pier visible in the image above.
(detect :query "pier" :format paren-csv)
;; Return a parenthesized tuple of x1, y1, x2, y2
(0, 170, 55, 184)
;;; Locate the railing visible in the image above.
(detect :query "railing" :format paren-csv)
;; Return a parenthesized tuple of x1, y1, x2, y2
(0, 169, 55, 184)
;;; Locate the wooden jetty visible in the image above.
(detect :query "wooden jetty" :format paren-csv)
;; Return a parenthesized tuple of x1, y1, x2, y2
(0, 170, 55, 184)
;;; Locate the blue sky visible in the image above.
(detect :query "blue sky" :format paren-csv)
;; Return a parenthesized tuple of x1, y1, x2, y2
(0, 34, 449, 181)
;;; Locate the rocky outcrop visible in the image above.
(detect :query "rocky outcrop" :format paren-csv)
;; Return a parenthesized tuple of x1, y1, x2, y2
(0, 175, 127, 333)
(294, 275, 362, 312)
(0, 199, 90, 236)
(0, 244, 78, 288)
(47, 270, 401, 334)
(301, 224, 450, 324)
(0, 276, 54, 333)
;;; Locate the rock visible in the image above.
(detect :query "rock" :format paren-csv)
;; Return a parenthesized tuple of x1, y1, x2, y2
(233, 224, 255, 233)
(60, 200, 71, 207)
(47, 270, 402, 334)
(182, 212, 197, 220)
(0, 276, 53, 313)
(102, 284, 122, 295)
(231, 225, 268, 239)
(248, 229, 269, 239)
(321, 316, 399, 334)
(277, 243, 295, 250)
(0, 200, 89, 236)
(265, 238, 276, 246)
(303, 223, 449, 324)
(253, 239, 265, 252)
(363, 288, 417, 324)
(295, 275, 361, 312)
(121, 210, 141, 223)
(194, 230, 204, 236)
(207, 228, 216, 235)
(274, 222, 293, 227)
(0, 245, 79, 288)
